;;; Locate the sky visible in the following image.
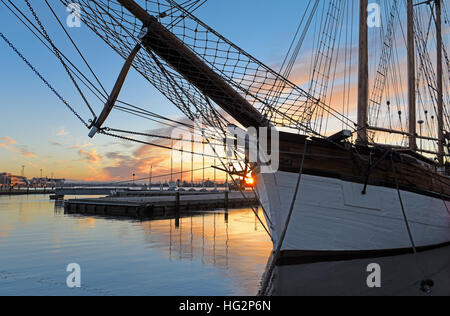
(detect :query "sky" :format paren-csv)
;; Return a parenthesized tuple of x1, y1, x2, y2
(0, 0, 448, 182)
(0, 0, 324, 182)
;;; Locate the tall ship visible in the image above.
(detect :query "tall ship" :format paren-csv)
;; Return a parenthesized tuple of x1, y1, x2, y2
(3, 0, 450, 269)
(255, 0, 450, 263)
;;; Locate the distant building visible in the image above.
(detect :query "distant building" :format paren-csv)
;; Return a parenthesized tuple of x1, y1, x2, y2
(0, 173, 10, 187)
(0, 173, 28, 187)
(203, 179, 215, 187)
(0, 173, 66, 188)
(29, 177, 65, 187)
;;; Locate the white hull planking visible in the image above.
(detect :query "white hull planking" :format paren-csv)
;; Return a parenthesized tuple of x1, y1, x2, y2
(255, 171, 450, 252)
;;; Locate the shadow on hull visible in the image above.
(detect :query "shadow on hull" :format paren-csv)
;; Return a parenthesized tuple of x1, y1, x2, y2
(265, 246, 450, 296)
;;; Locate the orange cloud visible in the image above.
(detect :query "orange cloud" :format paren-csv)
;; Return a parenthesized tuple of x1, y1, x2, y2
(102, 148, 168, 181)
(70, 143, 93, 150)
(21, 149, 37, 158)
(0, 136, 16, 145)
(78, 148, 102, 164)
(0, 143, 16, 151)
(0, 137, 37, 158)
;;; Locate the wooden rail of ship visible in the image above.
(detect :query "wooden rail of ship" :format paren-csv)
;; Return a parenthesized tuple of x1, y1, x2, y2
(274, 132, 450, 201)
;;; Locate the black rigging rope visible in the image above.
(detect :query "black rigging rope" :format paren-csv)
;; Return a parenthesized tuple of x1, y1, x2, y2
(24, 0, 97, 119)
(116, 100, 193, 128)
(43, 0, 108, 96)
(0, 31, 89, 128)
(99, 129, 238, 160)
(1, 0, 108, 104)
(259, 139, 309, 296)
(265, 0, 319, 121)
(390, 153, 417, 254)
(105, 127, 230, 148)
(108, 164, 220, 185)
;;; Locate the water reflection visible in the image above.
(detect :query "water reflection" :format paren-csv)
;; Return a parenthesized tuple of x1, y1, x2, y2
(2, 195, 448, 296)
(0, 195, 272, 295)
(264, 246, 450, 296)
(133, 209, 273, 294)
(54, 200, 65, 214)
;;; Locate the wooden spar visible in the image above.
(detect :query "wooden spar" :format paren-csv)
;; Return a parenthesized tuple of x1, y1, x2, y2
(117, 0, 268, 129)
(357, 0, 369, 144)
(367, 126, 439, 142)
(436, 0, 444, 165)
(407, 0, 417, 151)
(89, 44, 141, 137)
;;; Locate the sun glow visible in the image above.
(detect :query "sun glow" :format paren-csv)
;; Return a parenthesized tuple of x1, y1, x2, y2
(244, 176, 255, 186)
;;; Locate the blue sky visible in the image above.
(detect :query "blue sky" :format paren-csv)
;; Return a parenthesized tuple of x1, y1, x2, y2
(0, 0, 322, 180)
(1, 0, 446, 180)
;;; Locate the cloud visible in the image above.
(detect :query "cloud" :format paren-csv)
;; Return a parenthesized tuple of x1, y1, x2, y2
(103, 154, 167, 180)
(100, 125, 177, 180)
(26, 161, 39, 168)
(105, 152, 131, 161)
(0, 143, 16, 151)
(20, 148, 37, 158)
(56, 127, 70, 136)
(0, 137, 37, 159)
(0, 137, 16, 145)
(70, 142, 93, 150)
(78, 148, 102, 164)
(49, 141, 63, 147)
(0, 136, 19, 153)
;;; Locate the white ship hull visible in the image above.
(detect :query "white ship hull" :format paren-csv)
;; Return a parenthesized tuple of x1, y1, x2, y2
(255, 171, 450, 260)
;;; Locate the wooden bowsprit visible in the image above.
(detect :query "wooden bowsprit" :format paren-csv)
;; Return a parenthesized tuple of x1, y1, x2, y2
(116, 0, 269, 129)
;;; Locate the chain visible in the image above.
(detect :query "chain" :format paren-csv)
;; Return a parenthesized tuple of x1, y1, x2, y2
(24, 0, 97, 119)
(0, 32, 89, 128)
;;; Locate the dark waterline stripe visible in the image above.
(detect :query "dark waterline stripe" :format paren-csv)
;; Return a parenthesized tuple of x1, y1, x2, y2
(276, 241, 450, 266)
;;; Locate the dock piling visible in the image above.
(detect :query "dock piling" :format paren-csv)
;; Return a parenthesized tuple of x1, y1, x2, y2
(175, 192, 180, 212)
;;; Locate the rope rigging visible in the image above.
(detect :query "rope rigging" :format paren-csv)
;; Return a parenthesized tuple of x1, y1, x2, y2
(59, 0, 359, 137)
(0, 0, 109, 104)
(107, 164, 223, 185)
(43, 0, 108, 97)
(0, 31, 90, 128)
(2, 0, 362, 159)
(24, 0, 97, 120)
(3, 1, 450, 262)
(263, 0, 320, 121)
(2, 0, 450, 168)
(99, 129, 242, 160)
(1, 0, 235, 161)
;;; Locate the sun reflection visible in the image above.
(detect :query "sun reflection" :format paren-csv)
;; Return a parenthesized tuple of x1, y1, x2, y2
(73, 217, 97, 231)
(136, 208, 272, 294)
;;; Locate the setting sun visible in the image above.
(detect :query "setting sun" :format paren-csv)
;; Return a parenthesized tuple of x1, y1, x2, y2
(244, 176, 255, 186)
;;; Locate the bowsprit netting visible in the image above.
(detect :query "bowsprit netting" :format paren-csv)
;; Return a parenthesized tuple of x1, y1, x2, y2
(59, 0, 336, 134)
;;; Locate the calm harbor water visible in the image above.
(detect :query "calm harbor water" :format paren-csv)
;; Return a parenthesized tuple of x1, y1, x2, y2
(1, 195, 449, 296)
(0, 195, 272, 296)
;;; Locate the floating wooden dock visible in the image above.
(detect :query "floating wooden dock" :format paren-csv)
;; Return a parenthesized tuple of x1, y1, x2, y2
(64, 191, 259, 218)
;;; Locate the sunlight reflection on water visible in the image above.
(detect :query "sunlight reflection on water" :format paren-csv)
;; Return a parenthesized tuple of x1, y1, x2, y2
(0, 195, 272, 296)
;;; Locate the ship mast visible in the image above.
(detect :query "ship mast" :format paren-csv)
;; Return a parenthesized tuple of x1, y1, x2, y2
(407, 0, 417, 151)
(357, 0, 369, 145)
(436, 0, 444, 165)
